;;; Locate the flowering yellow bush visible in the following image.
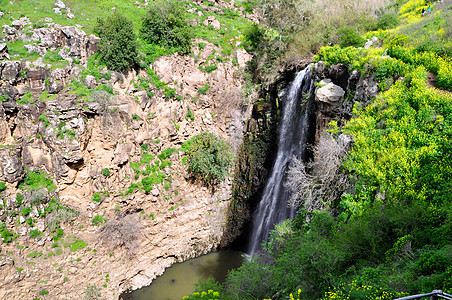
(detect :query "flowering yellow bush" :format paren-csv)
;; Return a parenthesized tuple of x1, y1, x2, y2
(323, 281, 408, 299)
(182, 290, 220, 300)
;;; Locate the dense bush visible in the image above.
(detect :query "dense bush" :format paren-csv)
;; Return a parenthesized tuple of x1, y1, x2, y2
(377, 13, 400, 30)
(0, 221, 16, 243)
(20, 170, 56, 191)
(337, 27, 365, 47)
(95, 13, 138, 71)
(243, 23, 266, 52)
(182, 132, 234, 185)
(140, 0, 192, 53)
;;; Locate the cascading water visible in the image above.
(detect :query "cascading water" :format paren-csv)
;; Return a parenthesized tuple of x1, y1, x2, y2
(248, 65, 315, 256)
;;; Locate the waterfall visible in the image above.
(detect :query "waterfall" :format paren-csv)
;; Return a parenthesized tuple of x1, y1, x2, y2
(248, 65, 314, 256)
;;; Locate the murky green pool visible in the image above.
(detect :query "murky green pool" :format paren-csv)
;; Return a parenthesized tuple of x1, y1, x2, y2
(124, 250, 244, 300)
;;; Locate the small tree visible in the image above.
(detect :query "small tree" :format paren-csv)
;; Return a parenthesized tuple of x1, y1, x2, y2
(284, 132, 352, 212)
(140, 0, 192, 53)
(182, 132, 234, 185)
(95, 13, 138, 71)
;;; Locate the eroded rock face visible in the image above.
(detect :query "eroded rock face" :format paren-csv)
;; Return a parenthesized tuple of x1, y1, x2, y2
(0, 36, 253, 300)
(312, 61, 379, 142)
(0, 61, 22, 84)
(0, 148, 25, 183)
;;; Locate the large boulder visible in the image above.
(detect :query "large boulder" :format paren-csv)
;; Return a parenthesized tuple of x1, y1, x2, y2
(316, 81, 345, 105)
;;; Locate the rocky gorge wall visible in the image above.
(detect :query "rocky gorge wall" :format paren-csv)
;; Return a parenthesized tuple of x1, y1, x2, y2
(0, 17, 256, 299)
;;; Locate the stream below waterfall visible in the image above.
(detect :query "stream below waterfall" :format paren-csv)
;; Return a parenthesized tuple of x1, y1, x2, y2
(123, 250, 244, 300)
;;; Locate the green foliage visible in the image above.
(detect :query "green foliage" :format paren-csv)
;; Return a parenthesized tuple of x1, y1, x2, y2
(140, 0, 192, 53)
(91, 192, 102, 203)
(101, 168, 111, 177)
(158, 148, 179, 160)
(217, 202, 451, 299)
(16, 92, 34, 105)
(63, 236, 88, 252)
(343, 67, 452, 204)
(29, 229, 42, 238)
(198, 84, 210, 95)
(182, 132, 234, 185)
(0, 221, 16, 243)
(95, 13, 138, 71)
(377, 13, 400, 30)
(243, 23, 266, 52)
(20, 170, 56, 191)
(38, 113, 50, 127)
(27, 251, 43, 258)
(16, 193, 24, 206)
(92, 215, 107, 226)
(323, 281, 407, 299)
(337, 27, 365, 47)
(0, 181, 6, 192)
(182, 290, 222, 300)
(84, 284, 102, 300)
(186, 105, 195, 121)
(21, 206, 32, 216)
(141, 172, 165, 192)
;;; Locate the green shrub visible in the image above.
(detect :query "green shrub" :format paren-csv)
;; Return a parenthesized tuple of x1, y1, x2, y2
(182, 132, 234, 185)
(27, 251, 43, 258)
(92, 215, 107, 226)
(29, 229, 42, 238)
(85, 284, 102, 300)
(158, 148, 179, 160)
(204, 65, 218, 73)
(377, 13, 400, 30)
(0, 221, 16, 243)
(337, 27, 364, 47)
(21, 206, 32, 216)
(186, 105, 195, 121)
(0, 181, 6, 192)
(198, 84, 210, 95)
(140, 0, 192, 53)
(141, 172, 165, 192)
(16, 193, 24, 206)
(91, 192, 102, 203)
(38, 113, 50, 127)
(95, 13, 138, 71)
(244, 23, 266, 52)
(101, 168, 111, 177)
(20, 170, 56, 191)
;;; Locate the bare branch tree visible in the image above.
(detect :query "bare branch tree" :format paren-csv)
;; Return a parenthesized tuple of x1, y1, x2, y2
(284, 132, 353, 212)
(99, 216, 141, 256)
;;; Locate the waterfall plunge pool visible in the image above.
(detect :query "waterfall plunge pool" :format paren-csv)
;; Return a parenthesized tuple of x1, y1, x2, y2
(122, 250, 244, 300)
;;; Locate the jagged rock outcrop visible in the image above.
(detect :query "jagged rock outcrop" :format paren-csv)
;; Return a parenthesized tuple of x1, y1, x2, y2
(312, 61, 379, 141)
(2, 21, 99, 64)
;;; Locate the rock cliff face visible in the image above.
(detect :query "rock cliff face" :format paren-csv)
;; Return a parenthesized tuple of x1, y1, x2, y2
(312, 61, 379, 142)
(0, 19, 253, 299)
